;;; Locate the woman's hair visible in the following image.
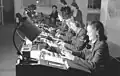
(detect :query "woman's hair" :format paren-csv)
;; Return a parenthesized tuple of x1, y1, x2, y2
(90, 21, 107, 41)
(71, 1, 79, 9)
(60, 7, 65, 12)
(61, 6, 72, 15)
(28, 4, 36, 10)
(60, 0, 67, 5)
(52, 5, 57, 9)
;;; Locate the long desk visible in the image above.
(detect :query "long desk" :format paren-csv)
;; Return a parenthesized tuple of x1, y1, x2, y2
(16, 42, 90, 76)
(16, 64, 90, 76)
(16, 28, 91, 76)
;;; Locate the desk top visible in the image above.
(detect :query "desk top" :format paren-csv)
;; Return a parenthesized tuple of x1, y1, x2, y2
(17, 42, 69, 70)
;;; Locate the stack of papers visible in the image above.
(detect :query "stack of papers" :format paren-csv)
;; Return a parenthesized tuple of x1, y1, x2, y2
(44, 54, 64, 64)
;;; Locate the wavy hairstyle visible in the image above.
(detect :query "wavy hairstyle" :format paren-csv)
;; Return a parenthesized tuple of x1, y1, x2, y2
(52, 5, 57, 9)
(90, 21, 107, 41)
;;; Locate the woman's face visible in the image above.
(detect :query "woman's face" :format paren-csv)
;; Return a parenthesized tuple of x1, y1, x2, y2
(52, 7, 57, 12)
(71, 6, 76, 11)
(87, 25, 97, 41)
(62, 12, 69, 19)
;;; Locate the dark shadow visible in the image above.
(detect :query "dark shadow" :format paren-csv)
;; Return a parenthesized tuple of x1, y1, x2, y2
(3, 0, 15, 24)
(107, 41, 120, 57)
(105, 41, 120, 76)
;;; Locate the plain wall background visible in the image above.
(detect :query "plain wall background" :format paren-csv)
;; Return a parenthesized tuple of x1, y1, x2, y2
(104, 0, 120, 57)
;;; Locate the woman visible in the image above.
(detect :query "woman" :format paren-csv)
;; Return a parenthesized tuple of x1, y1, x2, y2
(61, 6, 78, 32)
(25, 4, 37, 18)
(64, 21, 110, 76)
(71, 1, 85, 28)
(64, 27, 87, 52)
(49, 5, 58, 25)
(59, 6, 78, 42)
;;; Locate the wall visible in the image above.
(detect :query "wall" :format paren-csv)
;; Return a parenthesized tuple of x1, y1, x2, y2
(14, 0, 23, 14)
(105, 0, 120, 57)
(100, 0, 109, 26)
(106, 17, 120, 57)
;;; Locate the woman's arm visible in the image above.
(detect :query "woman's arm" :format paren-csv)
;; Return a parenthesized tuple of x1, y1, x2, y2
(73, 43, 107, 71)
(72, 51, 85, 59)
(66, 42, 109, 73)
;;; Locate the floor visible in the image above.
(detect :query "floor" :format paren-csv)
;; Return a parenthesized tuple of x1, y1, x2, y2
(0, 23, 120, 76)
(0, 24, 20, 76)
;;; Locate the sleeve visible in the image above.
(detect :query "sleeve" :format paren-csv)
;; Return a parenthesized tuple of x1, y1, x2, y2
(50, 12, 58, 19)
(78, 10, 82, 21)
(58, 13, 63, 21)
(73, 43, 106, 72)
(67, 59, 91, 73)
(72, 51, 85, 59)
(64, 43, 75, 51)
(78, 29, 86, 37)
(55, 12, 58, 18)
(49, 13, 52, 17)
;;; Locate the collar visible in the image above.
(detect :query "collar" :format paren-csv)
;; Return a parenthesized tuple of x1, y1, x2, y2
(91, 38, 97, 44)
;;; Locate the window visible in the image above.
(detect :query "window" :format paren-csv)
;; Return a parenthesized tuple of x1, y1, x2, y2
(36, 0, 52, 7)
(23, 0, 52, 7)
(88, 0, 101, 9)
(86, 0, 101, 23)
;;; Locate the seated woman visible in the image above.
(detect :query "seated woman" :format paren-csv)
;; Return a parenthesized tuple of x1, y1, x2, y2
(64, 21, 111, 76)
(49, 5, 58, 25)
(64, 27, 87, 52)
(24, 4, 37, 19)
(59, 6, 79, 42)
(71, 1, 85, 28)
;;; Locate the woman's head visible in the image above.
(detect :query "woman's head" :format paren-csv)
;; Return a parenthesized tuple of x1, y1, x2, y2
(52, 5, 57, 12)
(60, 6, 72, 19)
(71, 1, 79, 10)
(28, 4, 36, 11)
(60, 0, 67, 6)
(87, 21, 107, 41)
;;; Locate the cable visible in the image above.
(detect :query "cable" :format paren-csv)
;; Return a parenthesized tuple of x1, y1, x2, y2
(13, 23, 23, 55)
(14, 13, 28, 56)
(16, 30, 25, 41)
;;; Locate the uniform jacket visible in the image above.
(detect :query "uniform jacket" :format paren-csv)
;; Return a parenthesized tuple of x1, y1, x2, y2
(64, 28, 86, 51)
(74, 9, 85, 28)
(67, 40, 110, 74)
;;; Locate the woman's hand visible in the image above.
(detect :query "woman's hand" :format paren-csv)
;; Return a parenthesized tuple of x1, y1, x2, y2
(64, 51, 75, 60)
